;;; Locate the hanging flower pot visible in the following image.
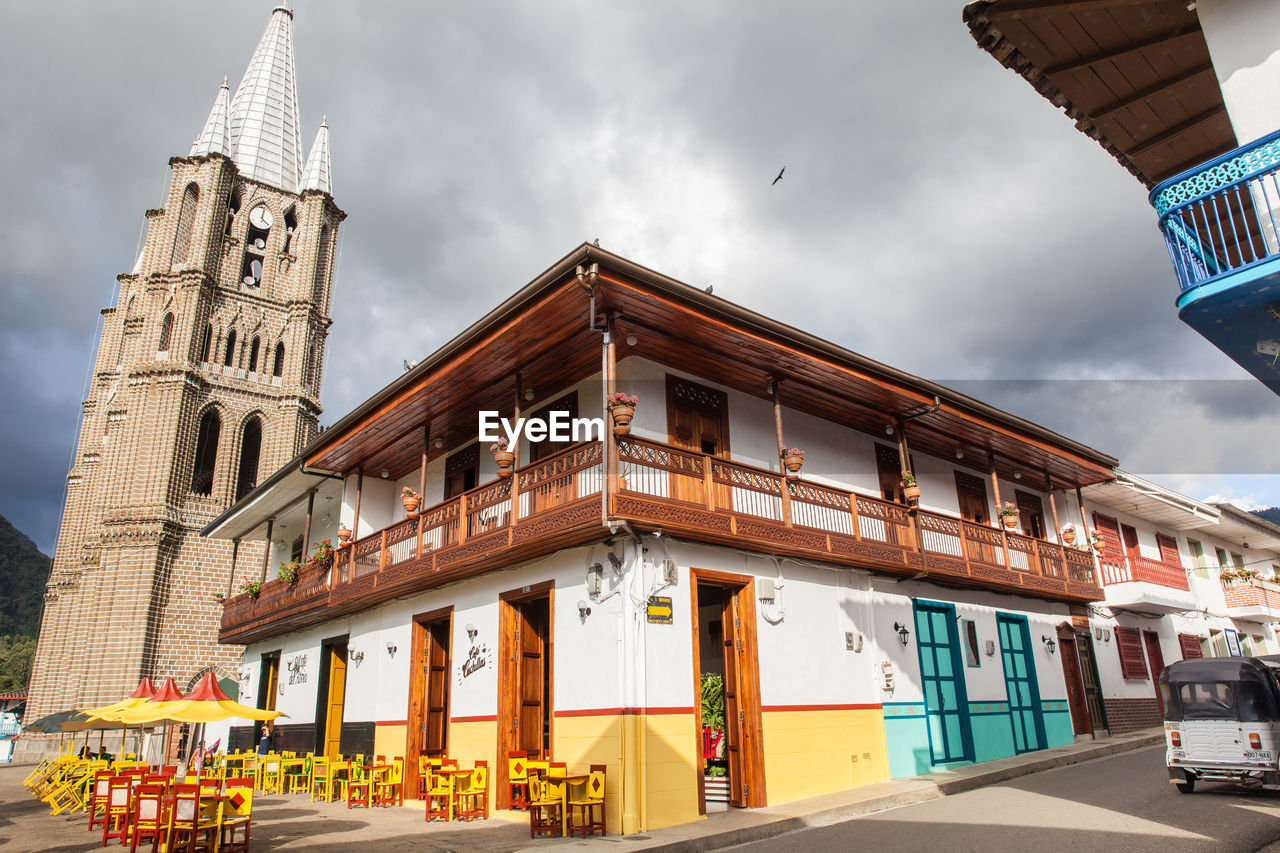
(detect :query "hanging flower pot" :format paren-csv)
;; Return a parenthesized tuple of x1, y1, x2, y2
(781, 448, 805, 478)
(491, 438, 514, 478)
(337, 524, 352, 546)
(1061, 525, 1076, 545)
(900, 474, 920, 504)
(401, 486, 421, 515)
(607, 392, 639, 436)
(997, 502, 1019, 529)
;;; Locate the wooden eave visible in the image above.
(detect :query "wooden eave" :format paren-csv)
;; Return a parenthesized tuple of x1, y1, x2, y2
(302, 243, 1116, 490)
(964, 0, 1237, 187)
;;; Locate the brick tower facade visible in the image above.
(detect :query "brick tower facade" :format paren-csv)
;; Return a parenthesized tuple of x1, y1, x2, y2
(21, 4, 342, 749)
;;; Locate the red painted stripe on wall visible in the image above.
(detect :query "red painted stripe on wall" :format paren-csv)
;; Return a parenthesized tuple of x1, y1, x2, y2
(553, 706, 696, 718)
(760, 703, 882, 713)
(375, 720, 408, 726)
(450, 715, 499, 723)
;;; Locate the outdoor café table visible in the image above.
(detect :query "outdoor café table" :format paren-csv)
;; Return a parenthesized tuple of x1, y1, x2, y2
(330, 760, 352, 802)
(435, 767, 474, 820)
(281, 756, 308, 793)
(558, 775, 590, 837)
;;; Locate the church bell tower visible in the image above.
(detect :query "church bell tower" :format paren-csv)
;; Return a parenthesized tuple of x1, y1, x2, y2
(23, 3, 343, 743)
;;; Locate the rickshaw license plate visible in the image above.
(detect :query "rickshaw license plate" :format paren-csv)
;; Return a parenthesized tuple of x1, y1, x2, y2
(1244, 750, 1273, 760)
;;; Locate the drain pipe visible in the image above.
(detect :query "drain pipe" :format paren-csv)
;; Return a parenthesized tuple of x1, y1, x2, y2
(900, 398, 941, 580)
(611, 520, 647, 833)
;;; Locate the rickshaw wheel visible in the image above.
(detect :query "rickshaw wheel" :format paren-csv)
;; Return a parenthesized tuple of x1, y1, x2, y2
(1175, 771, 1195, 794)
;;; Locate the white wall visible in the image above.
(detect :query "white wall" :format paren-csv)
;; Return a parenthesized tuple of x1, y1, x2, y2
(1200, 0, 1280, 144)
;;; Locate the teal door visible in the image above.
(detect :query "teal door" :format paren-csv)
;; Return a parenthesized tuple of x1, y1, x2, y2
(997, 614, 1047, 754)
(914, 601, 973, 764)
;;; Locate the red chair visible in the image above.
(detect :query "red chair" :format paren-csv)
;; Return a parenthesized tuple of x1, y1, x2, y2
(346, 766, 371, 809)
(128, 783, 166, 853)
(167, 784, 218, 853)
(86, 770, 114, 834)
(101, 775, 133, 847)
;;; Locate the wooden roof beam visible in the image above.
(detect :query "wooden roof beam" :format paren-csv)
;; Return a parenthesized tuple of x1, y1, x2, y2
(1043, 24, 1201, 76)
(1128, 105, 1226, 157)
(1089, 63, 1215, 120)
(988, 0, 1178, 15)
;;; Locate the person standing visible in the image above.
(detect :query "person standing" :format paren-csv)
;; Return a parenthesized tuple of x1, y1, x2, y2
(256, 725, 271, 756)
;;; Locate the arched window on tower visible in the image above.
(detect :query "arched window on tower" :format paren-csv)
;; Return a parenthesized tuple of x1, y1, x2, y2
(198, 323, 212, 363)
(225, 187, 241, 236)
(248, 336, 260, 374)
(223, 328, 237, 368)
(235, 417, 263, 502)
(170, 182, 199, 270)
(283, 206, 297, 254)
(312, 224, 332, 306)
(158, 312, 174, 354)
(241, 204, 272, 288)
(191, 409, 221, 495)
(273, 342, 285, 378)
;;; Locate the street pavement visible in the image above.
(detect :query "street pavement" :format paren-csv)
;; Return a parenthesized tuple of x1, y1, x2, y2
(723, 746, 1280, 853)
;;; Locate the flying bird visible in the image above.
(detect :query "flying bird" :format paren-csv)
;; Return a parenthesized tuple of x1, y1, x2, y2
(771, 167, 785, 185)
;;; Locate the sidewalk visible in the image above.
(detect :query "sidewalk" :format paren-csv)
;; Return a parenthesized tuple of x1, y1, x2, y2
(521, 727, 1164, 853)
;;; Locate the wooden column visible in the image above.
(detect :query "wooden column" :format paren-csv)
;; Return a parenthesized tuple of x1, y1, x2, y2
(771, 380, 792, 527)
(417, 425, 429, 556)
(352, 467, 364, 541)
(301, 490, 316, 558)
(1046, 475, 1063, 543)
(990, 458, 1012, 570)
(225, 538, 240, 597)
(605, 316, 619, 506)
(260, 518, 274, 582)
(511, 374, 522, 525)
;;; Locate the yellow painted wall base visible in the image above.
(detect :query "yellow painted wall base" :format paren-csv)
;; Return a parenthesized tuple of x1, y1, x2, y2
(373, 725, 407, 761)
(761, 708, 889, 803)
(448, 720, 498, 772)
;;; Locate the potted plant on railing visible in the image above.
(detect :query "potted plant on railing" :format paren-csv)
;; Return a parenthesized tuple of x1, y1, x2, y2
(1089, 529, 1104, 554)
(310, 539, 335, 568)
(491, 437, 515, 478)
(997, 502, 1019, 529)
(337, 523, 352, 547)
(402, 486, 421, 516)
(1221, 567, 1259, 586)
(239, 579, 262, 599)
(781, 447, 805, 478)
(607, 392, 638, 436)
(900, 472, 920, 504)
(276, 560, 301, 586)
(1060, 523, 1076, 545)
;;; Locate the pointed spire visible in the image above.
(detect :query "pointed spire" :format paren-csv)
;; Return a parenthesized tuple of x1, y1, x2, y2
(190, 77, 231, 157)
(227, 4, 303, 192)
(301, 118, 332, 195)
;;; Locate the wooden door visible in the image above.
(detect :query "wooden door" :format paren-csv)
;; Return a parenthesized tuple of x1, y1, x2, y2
(497, 583, 553, 810)
(257, 653, 279, 718)
(914, 601, 974, 764)
(667, 376, 729, 506)
(1057, 624, 1091, 737)
(444, 445, 479, 500)
(323, 645, 347, 758)
(406, 611, 452, 798)
(1073, 630, 1108, 731)
(1121, 524, 1141, 559)
(1015, 490, 1046, 540)
(1143, 631, 1167, 715)
(875, 444, 905, 504)
(527, 395, 579, 513)
(720, 591, 745, 807)
(997, 614, 1046, 754)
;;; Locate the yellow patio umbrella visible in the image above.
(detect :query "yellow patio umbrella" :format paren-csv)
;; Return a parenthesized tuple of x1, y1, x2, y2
(81, 677, 157, 718)
(152, 672, 285, 723)
(104, 677, 191, 726)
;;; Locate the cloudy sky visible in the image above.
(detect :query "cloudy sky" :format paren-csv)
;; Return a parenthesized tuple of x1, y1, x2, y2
(2, 1, 1278, 555)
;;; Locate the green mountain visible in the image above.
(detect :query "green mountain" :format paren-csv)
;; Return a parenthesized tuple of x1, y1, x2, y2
(0, 514, 49, 638)
(1253, 507, 1280, 527)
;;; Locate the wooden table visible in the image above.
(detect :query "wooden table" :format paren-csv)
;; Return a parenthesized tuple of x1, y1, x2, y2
(433, 768, 474, 820)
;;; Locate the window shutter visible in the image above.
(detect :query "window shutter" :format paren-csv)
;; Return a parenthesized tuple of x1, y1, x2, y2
(1177, 634, 1204, 660)
(1115, 626, 1148, 679)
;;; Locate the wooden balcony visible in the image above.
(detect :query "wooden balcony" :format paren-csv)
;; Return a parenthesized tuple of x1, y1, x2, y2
(220, 437, 1104, 644)
(1097, 553, 1190, 591)
(1223, 577, 1280, 617)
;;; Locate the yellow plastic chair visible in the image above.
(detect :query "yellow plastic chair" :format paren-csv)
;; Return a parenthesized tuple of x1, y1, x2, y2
(528, 763, 567, 838)
(567, 766, 607, 837)
(259, 755, 283, 794)
(309, 756, 332, 801)
(218, 777, 255, 853)
(374, 757, 404, 807)
(453, 761, 488, 821)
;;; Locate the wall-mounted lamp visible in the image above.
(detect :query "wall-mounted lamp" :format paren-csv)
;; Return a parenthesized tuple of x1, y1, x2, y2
(884, 424, 895, 436)
(577, 600, 592, 620)
(386, 641, 397, 656)
(1041, 635, 1057, 654)
(466, 623, 478, 642)
(379, 469, 390, 479)
(893, 621, 911, 646)
(347, 644, 364, 665)
(984, 640, 996, 657)
(626, 333, 637, 347)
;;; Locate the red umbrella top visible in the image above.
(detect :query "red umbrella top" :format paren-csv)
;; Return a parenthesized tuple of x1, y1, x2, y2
(143, 677, 186, 703)
(183, 672, 232, 702)
(127, 678, 158, 700)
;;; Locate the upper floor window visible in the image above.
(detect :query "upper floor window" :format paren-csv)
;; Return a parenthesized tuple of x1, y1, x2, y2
(170, 182, 198, 270)
(1215, 547, 1230, 569)
(197, 323, 212, 363)
(158, 312, 174, 353)
(312, 224, 332, 306)
(875, 444, 910, 504)
(444, 444, 479, 499)
(1187, 538, 1204, 568)
(191, 409, 221, 495)
(954, 471, 988, 525)
(223, 329, 237, 368)
(273, 342, 285, 377)
(241, 204, 272, 287)
(248, 336, 261, 374)
(283, 205, 297, 254)
(1155, 533, 1180, 566)
(528, 392, 578, 463)
(224, 187, 241, 236)
(1014, 490, 1046, 539)
(666, 375, 729, 457)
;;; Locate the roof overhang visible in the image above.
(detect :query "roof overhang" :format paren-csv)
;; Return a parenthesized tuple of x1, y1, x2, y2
(964, 0, 1236, 187)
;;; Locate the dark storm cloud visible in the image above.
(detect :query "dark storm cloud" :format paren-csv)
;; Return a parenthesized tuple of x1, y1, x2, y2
(2, 1, 1275, 553)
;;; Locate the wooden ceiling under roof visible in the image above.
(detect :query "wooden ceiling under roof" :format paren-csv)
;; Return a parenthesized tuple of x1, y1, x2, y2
(965, 0, 1237, 187)
(305, 245, 1116, 490)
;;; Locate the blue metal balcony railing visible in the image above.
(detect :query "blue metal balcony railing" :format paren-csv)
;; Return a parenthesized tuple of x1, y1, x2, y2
(1150, 128, 1280, 295)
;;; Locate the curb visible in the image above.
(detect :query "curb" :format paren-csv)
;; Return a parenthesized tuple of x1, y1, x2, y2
(613, 730, 1164, 853)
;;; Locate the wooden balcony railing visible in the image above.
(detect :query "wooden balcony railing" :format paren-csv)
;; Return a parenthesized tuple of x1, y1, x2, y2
(1223, 577, 1280, 613)
(615, 436, 1100, 598)
(222, 435, 1104, 643)
(1097, 552, 1190, 591)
